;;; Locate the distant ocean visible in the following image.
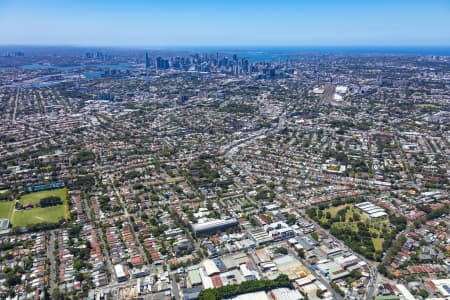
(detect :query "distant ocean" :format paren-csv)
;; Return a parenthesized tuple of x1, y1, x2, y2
(2, 45, 450, 64)
(181, 46, 450, 61)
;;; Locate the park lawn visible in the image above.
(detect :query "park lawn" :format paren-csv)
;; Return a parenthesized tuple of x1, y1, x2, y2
(326, 204, 389, 251)
(345, 206, 368, 222)
(332, 221, 387, 251)
(372, 238, 384, 252)
(327, 204, 348, 217)
(321, 204, 368, 223)
(165, 176, 183, 183)
(11, 188, 68, 228)
(0, 201, 14, 219)
(0, 189, 9, 194)
(12, 205, 65, 228)
(19, 188, 66, 206)
(332, 221, 358, 232)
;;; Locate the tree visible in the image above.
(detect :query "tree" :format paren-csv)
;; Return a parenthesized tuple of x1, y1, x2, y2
(75, 272, 84, 282)
(39, 196, 62, 207)
(330, 282, 344, 297)
(286, 213, 297, 225)
(377, 263, 388, 276)
(274, 247, 288, 255)
(418, 289, 428, 298)
(199, 274, 291, 300)
(51, 289, 61, 300)
(317, 210, 323, 219)
(5, 273, 21, 287)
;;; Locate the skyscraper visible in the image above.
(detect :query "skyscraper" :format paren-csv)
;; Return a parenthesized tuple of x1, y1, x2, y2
(156, 57, 169, 70)
(145, 52, 150, 69)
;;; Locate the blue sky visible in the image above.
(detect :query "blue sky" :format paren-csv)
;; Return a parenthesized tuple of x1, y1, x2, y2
(0, 0, 449, 46)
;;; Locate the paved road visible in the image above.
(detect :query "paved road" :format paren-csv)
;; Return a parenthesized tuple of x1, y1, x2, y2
(367, 271, 378, 300)
(109, 175, 149, 264)
(247, 250, 264, 279)
(80, 188, 117, 283)
(170, 273, 181, 300)
(47, 230, 58, 293)
(108, 174, 157, 300)
(93, 278, 171, 300)
(12, 88, 20, 121)
(221, 113, 285, 157)
(318, 82, 334, 106)
(95, 149, 156, 297)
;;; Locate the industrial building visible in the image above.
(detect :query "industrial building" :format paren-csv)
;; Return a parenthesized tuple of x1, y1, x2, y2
(114, 264, 129, 282)
(271, 288, 304, 300)
(273, 255, 309, 280)
(355, 202, 388, 219)
(191, 218, 239, 236)
(187, 267, 202, 287)
(315, 261, 350, 281)
(203, 259, 220, 276)
(231, 291, 270, 300)
(247, 228, 273, 246)
(265, 221, 295, 241)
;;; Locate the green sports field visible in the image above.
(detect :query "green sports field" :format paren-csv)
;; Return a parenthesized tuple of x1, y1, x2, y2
(12, 206, 66, 227)
(19, 189, 66, 206)
(12, 188, 68, 228)
(0, 201, 14, 219)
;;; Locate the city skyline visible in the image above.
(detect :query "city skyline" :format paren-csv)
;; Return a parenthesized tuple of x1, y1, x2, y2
(1, 0, 450, 47)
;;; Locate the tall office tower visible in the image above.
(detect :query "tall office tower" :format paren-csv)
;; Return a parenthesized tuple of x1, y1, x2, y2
(156, 57, 169, 70)
(243, 59, 249, 74)
(222, 57, 228, 68)
(145, 52, 150, 69)
(156, 57, 161, 70)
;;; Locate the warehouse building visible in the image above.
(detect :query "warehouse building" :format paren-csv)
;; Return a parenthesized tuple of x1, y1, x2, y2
(271, 288, 304, 300)
(203, 259, 220, 276)
(114, 264, 129, 282)
(248, 228, 273, 246)
(355, 202, 388, 219)
(187, 267, 202, 287)
(191, 218, 238, 236)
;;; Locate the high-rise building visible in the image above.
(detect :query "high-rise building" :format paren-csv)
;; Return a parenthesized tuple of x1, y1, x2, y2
(156, 57, 169, 70)
(145, 52, 150, 69)
(243, 59, 249, 74)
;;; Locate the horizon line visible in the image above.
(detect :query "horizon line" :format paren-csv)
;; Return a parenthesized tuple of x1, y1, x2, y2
(2, 44, 450, 49)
